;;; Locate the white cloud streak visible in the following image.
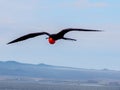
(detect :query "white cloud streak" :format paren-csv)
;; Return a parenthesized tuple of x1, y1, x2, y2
(61, 0, 108, 9)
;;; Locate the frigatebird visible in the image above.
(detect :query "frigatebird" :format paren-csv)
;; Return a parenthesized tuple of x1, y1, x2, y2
(7, 28, 101, 45)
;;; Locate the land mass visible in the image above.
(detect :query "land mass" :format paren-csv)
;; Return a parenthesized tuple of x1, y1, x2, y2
(0, 61, 120, 86)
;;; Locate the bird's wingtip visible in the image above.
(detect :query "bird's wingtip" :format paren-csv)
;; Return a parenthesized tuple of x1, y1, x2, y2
(98, 29, 103, 32)
(7, 41, 14, 45)
(7, 42, 11, 45)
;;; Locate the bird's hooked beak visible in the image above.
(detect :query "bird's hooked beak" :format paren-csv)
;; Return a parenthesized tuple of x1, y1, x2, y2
(48, 37, 55, 44)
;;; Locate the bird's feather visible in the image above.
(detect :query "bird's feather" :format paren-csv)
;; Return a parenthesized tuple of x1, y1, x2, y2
(57, 28, 101, 37)
(7, 32, 50, 44)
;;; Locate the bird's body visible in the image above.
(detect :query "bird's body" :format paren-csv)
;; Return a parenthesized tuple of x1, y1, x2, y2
(7, 28, 101, 45)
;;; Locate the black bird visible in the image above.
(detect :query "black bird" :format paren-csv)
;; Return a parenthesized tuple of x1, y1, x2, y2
(7, 28, 101, 45)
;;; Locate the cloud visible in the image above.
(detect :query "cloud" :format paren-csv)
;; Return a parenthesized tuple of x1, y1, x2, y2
(0, 17, 16, 25)
(61, 0, 108, 9)
(77, 0, 108, 8)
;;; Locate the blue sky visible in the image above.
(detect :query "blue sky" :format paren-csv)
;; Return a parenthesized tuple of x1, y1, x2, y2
(0, 0, 120, 70)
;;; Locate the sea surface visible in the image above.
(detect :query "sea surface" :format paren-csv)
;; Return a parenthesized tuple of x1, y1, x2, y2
(0, 81, 120, 90)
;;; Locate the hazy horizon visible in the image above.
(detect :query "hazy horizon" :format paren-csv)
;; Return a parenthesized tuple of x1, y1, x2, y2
(0, 60, 119, 71)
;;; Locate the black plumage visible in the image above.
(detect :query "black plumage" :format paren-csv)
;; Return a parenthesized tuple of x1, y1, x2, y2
(7, 28, 101, 44)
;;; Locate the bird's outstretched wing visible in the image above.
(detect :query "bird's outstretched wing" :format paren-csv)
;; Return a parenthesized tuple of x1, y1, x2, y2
(7, 32, 50, 44)
(57, 28, 102, 37)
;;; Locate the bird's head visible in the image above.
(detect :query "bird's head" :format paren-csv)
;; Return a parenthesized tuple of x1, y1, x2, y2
(48, 37, 55, 44)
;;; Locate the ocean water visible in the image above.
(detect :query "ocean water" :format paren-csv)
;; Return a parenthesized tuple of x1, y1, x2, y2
(0, 81, 120, 90)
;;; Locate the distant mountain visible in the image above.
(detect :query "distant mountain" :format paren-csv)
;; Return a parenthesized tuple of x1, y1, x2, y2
(0, 61, 120, 80)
